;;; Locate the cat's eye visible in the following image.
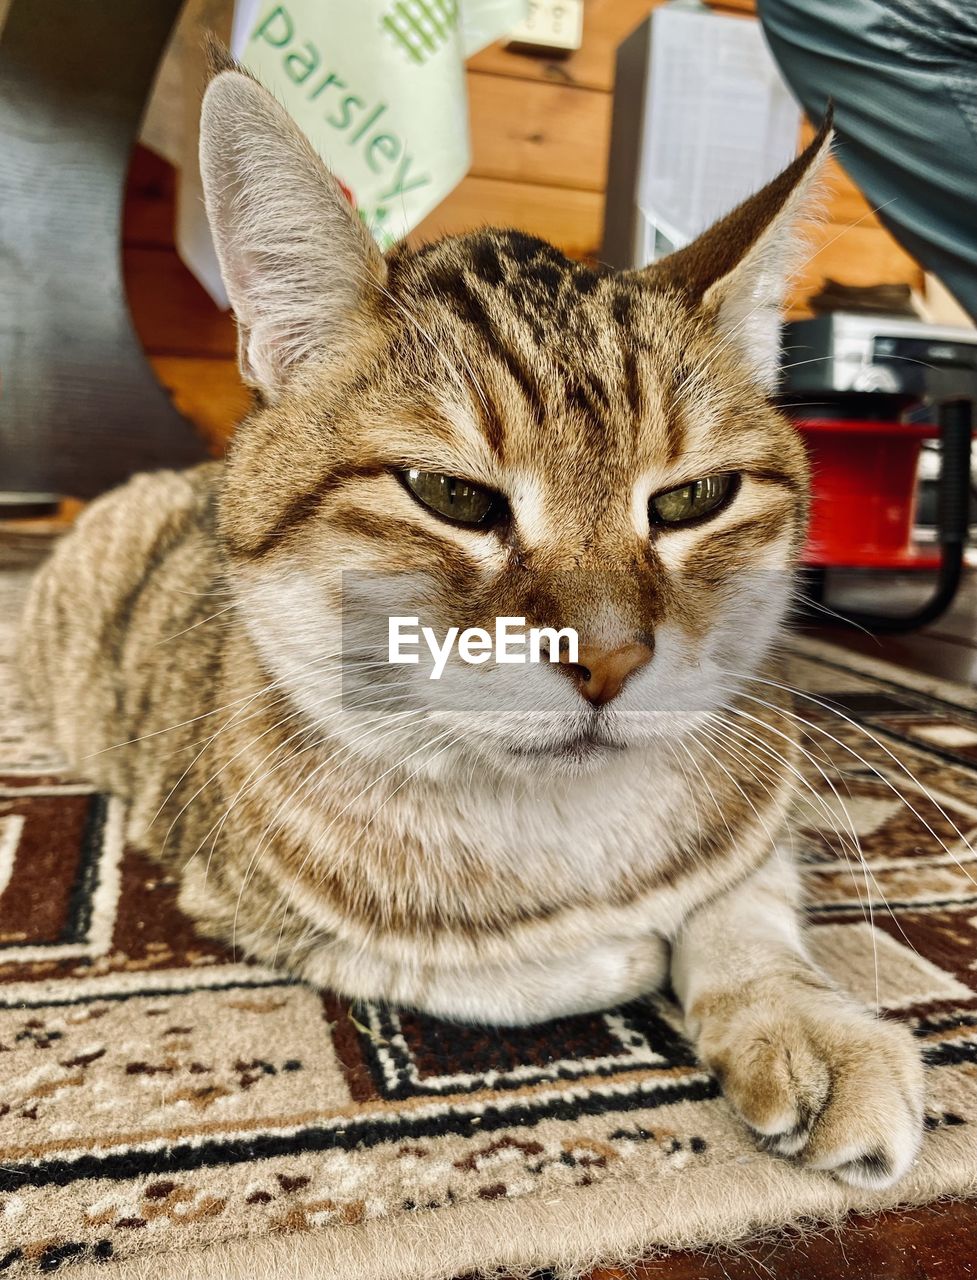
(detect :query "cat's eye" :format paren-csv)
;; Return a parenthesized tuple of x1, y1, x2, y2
(650, 473, 737, 526)
(400, 469, 501, 527)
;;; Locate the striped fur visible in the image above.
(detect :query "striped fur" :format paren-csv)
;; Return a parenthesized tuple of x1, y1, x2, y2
(17, 74, 923, 1188)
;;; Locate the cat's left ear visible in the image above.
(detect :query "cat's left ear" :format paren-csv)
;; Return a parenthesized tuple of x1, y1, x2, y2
(199, 63, 386, 397)
(647, 116, 832, 391)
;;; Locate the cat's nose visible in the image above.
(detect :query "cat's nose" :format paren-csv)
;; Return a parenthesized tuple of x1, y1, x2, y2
(558, 641, 653, 707)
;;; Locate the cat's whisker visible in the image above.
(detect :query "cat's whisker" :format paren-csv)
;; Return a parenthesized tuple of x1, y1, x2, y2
(147, 690, 300, 837)
(662, 738, 706, 861)
(154, 602, 240, 645)
(163, 575, 238, 598)
(716, 695, 910, 919)
(359, 727, 473, 833)
(713, 681, 976, 970)
(207, 691, 429, 891)
(721, 672, 977, 871)
(704, 710, 883, 968)
(725, 709, 923, 992)
(196, 717, 327, 885)
(697, 723, 800, 864)
(216, 683, 434, 839)
(674, 736, 739, 856)
(686, 724, 793, 881)
(704, 710, 861, 865)
(787, 587, 881, 641)
(183, 684, 427, 876)
(150, 656, 422, 846)
(697, 717, 805, 892)
(148, 683, 312, 841)
(777, 354, 836, 374)
(80, 682, 282, 758)
(709, 707, 897, 1004)
(698, 714, 781, 799)
(268, 721, 462, 961)
(82, 647, 351, 758)
(227, 704, 439, 955)
(168, 701, 326, 863)
(193, 722, 324, 886)
(155, 658, 411, 844)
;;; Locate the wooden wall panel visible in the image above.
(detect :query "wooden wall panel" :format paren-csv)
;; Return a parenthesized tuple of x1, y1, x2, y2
(412, 176, 603, 260)
(469, 0, 762, 91)
(790, 222, 922, 304)
(124, 248, 236, 357)
(468, 71, 611, 191)
(150, 356, 251, 446)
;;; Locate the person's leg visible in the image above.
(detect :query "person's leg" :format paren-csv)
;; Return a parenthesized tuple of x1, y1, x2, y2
(758, 0, 977, 320)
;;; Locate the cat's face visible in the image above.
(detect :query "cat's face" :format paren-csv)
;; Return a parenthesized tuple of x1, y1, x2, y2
(201, 68, 823, 776)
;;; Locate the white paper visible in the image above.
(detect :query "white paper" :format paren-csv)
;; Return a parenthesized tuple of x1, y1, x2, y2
(636, 2, 801, 264)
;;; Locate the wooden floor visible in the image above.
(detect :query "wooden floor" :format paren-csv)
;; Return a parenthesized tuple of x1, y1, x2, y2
(588, 1200, 977, 1280)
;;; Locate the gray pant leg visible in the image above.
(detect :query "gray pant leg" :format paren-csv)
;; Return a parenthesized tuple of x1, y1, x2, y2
(758, 0, 977, 320)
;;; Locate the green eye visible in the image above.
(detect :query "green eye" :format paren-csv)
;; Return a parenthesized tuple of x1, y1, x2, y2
(401, 469, 501, 527)
(650, 473, 737, 525)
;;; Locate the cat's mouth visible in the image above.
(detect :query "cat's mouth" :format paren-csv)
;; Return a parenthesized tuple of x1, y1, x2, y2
(505, 726, 629, 761)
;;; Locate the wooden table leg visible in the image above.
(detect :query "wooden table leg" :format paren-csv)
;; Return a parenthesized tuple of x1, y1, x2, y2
(0, 0, 208, 502)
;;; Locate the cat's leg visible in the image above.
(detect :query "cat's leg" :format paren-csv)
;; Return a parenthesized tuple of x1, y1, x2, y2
(299, 932, 672, 1026)
(670, 852, 924, 1188)
(177, 853, 670, 1023)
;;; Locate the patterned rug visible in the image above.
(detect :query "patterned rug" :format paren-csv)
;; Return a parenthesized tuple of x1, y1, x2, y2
(1, 554, 975, 1280)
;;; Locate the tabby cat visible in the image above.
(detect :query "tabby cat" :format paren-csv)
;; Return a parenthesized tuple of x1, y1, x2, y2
(20, 64, 923, 1189)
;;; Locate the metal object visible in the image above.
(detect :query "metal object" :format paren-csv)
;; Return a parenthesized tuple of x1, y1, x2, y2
(783, 314, 976, 634)
(781, 312, 977, 403)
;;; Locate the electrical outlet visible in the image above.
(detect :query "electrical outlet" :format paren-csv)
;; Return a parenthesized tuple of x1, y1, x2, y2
(505, 0, 584, 57)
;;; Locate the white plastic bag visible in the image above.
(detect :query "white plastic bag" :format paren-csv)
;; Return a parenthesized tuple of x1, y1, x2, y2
(230, 0, 525, 247)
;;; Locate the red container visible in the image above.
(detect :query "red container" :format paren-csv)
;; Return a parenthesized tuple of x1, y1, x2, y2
(793, 418, 941, 570)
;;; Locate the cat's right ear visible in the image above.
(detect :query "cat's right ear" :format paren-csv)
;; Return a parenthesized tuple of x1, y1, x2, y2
(199, 68, 386, 397)
(644, 117, 831, 391)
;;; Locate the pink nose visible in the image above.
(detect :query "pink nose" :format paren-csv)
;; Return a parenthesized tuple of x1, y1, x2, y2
(558, 642, 653, 707)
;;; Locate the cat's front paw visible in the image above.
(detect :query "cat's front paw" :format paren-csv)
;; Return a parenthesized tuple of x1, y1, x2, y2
(697, 990, 924, 1188)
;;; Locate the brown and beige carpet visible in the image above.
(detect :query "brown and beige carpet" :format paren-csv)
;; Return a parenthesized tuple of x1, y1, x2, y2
(1, 559, 975, 1279)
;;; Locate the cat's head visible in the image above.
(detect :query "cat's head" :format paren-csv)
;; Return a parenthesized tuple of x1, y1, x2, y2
(200, 68, 827, 776)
